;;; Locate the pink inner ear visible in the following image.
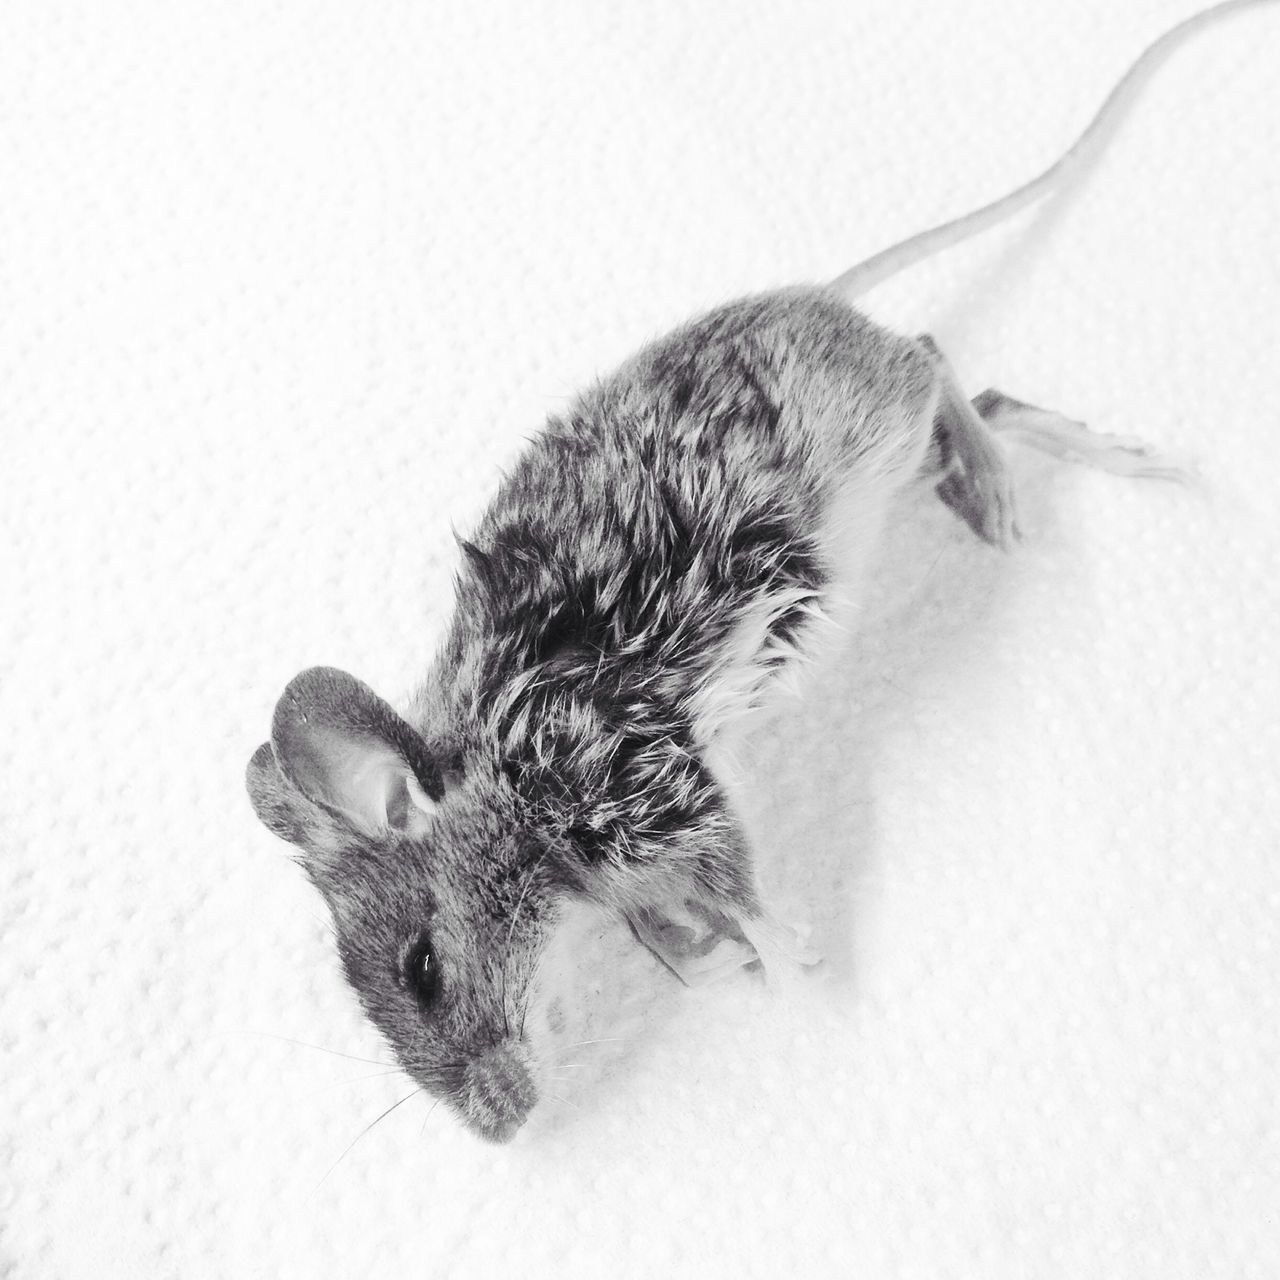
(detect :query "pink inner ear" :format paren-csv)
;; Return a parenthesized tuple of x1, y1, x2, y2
(289, 724, 407, 835)
(294, 725, 436, 837)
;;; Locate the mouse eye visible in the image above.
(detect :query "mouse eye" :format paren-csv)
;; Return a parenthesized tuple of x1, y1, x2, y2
(402, 933, 439, 1006)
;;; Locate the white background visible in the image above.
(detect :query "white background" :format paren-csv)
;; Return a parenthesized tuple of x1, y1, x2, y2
(3, 0, 1278, 1276)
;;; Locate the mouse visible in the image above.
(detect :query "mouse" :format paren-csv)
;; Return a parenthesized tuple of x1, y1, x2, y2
(245, 1, 1270, 1143)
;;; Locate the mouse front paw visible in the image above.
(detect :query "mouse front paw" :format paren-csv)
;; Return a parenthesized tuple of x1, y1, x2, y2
(626, 902, 756, 987)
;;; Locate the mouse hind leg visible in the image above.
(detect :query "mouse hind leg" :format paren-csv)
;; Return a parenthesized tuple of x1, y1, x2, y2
(919, 337, 1190, 545)
(919, 335, 1021, 547)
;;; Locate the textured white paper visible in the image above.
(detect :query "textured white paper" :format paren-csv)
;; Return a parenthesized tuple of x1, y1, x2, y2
(3, 0, 1278, 1276)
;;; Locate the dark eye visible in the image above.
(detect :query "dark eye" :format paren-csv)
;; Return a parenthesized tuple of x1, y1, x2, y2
(402, 934, 440, 1006)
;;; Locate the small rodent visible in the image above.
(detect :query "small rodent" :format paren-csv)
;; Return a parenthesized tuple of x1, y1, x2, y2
(245, 2, 1269, 1142)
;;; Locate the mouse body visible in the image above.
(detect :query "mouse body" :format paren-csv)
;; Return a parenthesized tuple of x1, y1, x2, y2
(246, 287, 1170, 1141)
(245, 2, 1268, 1142)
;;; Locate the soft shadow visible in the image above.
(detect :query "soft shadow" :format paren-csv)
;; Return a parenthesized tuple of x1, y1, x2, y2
(743, 451, 1075, 994)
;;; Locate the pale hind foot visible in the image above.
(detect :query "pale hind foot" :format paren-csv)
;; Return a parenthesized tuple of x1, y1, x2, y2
(972, 388, 1191, 482)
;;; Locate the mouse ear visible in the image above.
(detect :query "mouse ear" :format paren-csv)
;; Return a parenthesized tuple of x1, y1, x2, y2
(245, 739, 352, 856)
(266, 667, 444, 838)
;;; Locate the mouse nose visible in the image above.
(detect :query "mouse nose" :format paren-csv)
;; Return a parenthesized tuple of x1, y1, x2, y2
(461, 1042, 536, 1143)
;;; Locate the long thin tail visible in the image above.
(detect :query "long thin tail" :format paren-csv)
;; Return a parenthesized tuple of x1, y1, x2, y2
(828, 0, 1272, 300)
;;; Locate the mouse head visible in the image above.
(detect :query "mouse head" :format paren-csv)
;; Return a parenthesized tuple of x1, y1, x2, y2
(245, 666, 567, 1142)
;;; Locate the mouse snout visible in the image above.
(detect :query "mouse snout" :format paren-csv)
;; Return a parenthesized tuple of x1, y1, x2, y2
(459, 1042, 536, 1143)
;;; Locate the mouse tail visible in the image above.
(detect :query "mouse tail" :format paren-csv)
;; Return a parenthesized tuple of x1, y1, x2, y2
(828, 0, 1272, 301)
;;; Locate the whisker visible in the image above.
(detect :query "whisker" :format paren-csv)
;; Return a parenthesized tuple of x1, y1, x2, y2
(253, 1032, 394, 1068)
(330, 1069, 407, 1089)
(299, 1068, 409, 1106)
(498, 952, 511, 1039)
(518, 979, 532, 1040)
(564, 1038, 625, 1049)
(312, 1089, 420, 1194)
(550, 1093, 581, 1111)
(419, 1096, 445, 1139)
(507, 869, 537, 948)
(501, 867, 537, 1040)
(517, 914, 547, 1043)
